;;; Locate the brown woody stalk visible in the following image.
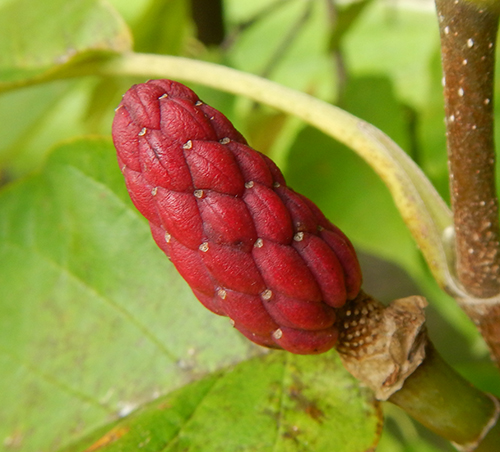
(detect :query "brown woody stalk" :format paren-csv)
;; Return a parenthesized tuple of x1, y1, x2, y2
(435, 0, 500, 366)
(436, 0, 500, 297)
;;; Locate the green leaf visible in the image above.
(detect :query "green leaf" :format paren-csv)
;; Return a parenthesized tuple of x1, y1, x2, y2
(0, 0, 132, 90)
(0, 81, 71, 171)
(0, 138, 261, 452)
(342, 1, 440, 109)
(417, 49, 450, 204)
(59, 352, 381, 452)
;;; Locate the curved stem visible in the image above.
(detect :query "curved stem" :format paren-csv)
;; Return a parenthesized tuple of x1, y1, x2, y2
(96, 52, 455, 292)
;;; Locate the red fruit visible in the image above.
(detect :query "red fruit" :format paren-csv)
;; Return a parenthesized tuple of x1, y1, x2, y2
(112, 79, 362, 354)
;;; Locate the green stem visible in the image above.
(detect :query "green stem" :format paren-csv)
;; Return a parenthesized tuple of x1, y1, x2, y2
(95, 52, 454, 291)
(389, 344, 500, 451)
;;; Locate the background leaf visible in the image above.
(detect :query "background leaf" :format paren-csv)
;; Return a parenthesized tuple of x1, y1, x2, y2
(0, 0, 132, 90)
(0, 0, 134, 178)
(60, 352, 381, 452)
(132, 0, 191, 55)
(342, 0, 440, 110)
(227, 0, 335, 98)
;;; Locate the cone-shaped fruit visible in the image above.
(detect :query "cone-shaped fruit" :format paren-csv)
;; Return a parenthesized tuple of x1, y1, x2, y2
(112, 79, 362, 354)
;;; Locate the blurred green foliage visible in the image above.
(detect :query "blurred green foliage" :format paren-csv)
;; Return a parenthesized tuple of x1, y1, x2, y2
(1, 1, 499, 451)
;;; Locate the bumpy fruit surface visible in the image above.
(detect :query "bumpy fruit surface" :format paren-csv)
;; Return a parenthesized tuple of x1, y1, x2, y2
(112, 79, 362, 354)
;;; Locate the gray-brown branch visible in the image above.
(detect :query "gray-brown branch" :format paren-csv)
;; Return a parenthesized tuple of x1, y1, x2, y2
(436, 0, 500, 298)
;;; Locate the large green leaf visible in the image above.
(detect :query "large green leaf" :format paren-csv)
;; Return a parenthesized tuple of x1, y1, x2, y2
(0, 0, 132, 90)
(0, 138, 262, 451)
(59, 352, 381, 452)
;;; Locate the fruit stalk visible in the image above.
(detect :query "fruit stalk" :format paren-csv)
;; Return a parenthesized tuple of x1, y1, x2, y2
(335, 291, 500, 451)
(390, 342, 500, 452)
